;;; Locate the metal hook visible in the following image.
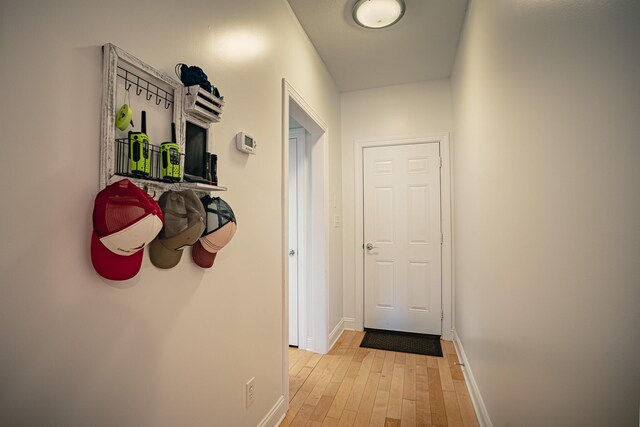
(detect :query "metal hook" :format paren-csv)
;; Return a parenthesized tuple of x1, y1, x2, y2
(125, 82, 132, 91)
(165, 99, 172, 109)
(136, 76, 143, 96)
(142, 185, 156, 199)
(155, 95, 162, 106)
(145, 82, 153, 101)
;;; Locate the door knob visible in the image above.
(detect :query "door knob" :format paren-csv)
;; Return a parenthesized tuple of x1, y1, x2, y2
(365, 243, 378, 250)
(289, 249, 296, 256)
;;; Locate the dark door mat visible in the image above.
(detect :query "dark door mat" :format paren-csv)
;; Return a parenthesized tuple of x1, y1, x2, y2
(360, 328, 443, 357)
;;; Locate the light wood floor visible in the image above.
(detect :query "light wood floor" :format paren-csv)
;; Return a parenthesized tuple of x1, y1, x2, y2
(282, 331, 479, 427)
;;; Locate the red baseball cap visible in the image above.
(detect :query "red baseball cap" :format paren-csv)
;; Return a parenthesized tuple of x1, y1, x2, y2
(91, 179, 163, 281)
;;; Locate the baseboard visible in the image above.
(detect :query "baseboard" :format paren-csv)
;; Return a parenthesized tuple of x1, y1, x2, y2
(343, 317, 356, 331)
(452, 330, 493, 427)
(441, 328, 454, 341)
(328, 318, 345, 351)
(257, 395, 286, 427)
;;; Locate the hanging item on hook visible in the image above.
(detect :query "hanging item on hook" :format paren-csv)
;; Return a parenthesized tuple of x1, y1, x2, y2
(91, 178, 164, 281)
(192, 196, 237, 269)
(115, 84, 134, 131)
(116, 104, 134, 131)
(149, 189, 206, 269)
(175, 63, 222, 98)
(128, 110, 150, 176)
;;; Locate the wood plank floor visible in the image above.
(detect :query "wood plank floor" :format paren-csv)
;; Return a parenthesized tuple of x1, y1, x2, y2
(282, 331, 479, 427)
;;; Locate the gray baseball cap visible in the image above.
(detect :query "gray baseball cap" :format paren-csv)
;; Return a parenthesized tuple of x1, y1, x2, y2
(149, 189, 205, 269)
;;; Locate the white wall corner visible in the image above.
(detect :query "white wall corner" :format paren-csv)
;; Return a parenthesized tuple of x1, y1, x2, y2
(342, 317, 357, 331)
(328, 318, 345, 352)
(257, 395, 287, 427)
(453, 330, 493, 427)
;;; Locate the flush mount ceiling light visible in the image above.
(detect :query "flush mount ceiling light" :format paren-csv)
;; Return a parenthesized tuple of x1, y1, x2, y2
(352, 0, 406, 29)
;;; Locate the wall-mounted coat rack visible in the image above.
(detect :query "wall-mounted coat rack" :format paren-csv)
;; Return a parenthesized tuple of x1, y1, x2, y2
(100, 43, 227, 197)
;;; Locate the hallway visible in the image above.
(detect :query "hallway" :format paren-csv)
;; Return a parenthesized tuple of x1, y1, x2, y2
(282, 331, 479, 426)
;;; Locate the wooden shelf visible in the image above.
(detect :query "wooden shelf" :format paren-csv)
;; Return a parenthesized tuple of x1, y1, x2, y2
(180, 181, 228, 192)
(108, 175, 226, 198)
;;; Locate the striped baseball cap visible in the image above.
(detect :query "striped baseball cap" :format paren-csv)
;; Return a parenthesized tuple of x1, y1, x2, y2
(192, 196, 237, 268)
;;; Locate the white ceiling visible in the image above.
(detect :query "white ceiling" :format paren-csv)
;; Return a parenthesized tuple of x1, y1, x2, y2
(287, 0, 468, 92)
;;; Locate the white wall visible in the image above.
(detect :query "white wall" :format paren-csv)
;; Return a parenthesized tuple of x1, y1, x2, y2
(341, 80, 452, 328)
(0, 1, 341, 426)
(451, 1, 640, 426)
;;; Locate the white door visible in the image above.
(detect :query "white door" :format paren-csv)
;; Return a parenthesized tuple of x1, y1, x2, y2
(288, 128, 306, 346)
(363, 143, 442, 335)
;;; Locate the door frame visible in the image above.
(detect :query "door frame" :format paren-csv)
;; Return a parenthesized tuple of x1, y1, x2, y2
(353, 134, 454, 340)
(281, 79, 330, 403)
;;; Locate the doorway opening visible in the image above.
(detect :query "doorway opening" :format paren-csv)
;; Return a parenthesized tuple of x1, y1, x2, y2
(288, 121, 310, 348)
(281, 79, 330, 403)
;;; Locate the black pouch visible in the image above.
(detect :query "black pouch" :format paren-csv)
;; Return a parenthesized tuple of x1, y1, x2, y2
(175, 63, 221, 98)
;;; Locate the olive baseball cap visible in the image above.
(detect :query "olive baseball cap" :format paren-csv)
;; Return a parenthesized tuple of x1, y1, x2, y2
(149, 189, 205, 269)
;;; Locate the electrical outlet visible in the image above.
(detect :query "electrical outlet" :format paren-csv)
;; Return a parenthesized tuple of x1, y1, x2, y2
(246, 377, 255, 408)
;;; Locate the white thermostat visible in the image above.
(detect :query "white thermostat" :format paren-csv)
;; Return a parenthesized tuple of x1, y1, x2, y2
(236, 132, 257, 154)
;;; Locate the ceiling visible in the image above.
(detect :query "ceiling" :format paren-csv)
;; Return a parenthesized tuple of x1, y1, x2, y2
(287, 0, 468, 92)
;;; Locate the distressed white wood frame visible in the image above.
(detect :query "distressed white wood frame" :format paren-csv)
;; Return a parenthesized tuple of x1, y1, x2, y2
(281, 79, 330, 405)
(100, 43, 184, 194)
(353, 134, 454, 341)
